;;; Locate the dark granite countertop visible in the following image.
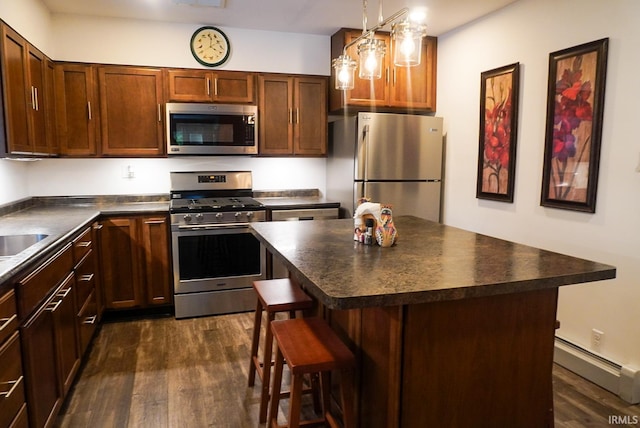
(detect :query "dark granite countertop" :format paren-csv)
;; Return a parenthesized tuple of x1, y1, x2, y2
(250, 216, 617, 310)
(0, 196, 170, 293)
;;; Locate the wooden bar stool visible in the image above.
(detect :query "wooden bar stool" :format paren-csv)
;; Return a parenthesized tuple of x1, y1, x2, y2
(268, 317, 356, 428)
(248, 278, 314, 423)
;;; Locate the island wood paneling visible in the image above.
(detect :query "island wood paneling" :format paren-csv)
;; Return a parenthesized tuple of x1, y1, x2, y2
(402, 288, 558, 427)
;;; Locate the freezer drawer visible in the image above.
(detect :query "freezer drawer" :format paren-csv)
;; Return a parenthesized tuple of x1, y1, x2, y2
(355, 181, 441, 222)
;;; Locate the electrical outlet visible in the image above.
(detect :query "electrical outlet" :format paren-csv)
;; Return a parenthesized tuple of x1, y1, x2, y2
(591, 329, 604, 352)
(121, 165, 135, 179)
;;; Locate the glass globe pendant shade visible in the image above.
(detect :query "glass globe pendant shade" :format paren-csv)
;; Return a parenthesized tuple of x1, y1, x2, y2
(392, 20, 427, 67)
(357, 38, 386, 80)
(332, 54, 357, 90)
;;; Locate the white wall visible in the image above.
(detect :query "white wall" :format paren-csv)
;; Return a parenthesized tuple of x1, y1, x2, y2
(27, 157, 327, 195)
(51, 14, 330, 75)
(438, 0, 640, 367)
(0, 0, 53, 54)
(0, 159, 30, 205)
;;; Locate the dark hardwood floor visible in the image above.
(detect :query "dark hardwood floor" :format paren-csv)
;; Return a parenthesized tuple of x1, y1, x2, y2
(55, 312, 640, 427)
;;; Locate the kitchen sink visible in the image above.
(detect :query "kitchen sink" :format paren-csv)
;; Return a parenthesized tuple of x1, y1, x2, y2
(0, 234, 48, 257)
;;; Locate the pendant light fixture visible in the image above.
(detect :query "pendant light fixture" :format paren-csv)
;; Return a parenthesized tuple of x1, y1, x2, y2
(331, 0, 428, 91)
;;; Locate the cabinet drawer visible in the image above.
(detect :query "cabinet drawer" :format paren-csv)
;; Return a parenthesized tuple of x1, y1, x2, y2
(271, 208, 339, 221)
(74, 249, 96, 307)
(0, 332, 26, 428)
(16, 244, 73, 319)
(7, 403, 27, 428)
(0, 291, 18, 345)
(77, 290, 97, 355)
(72, 227, 92, 264)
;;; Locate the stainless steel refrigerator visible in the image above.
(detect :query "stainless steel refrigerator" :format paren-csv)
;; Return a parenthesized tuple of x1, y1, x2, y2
(327, 112, 444, 221)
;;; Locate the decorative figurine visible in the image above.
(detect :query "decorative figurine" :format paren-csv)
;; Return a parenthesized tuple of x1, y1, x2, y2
(375, 205, 398, 247)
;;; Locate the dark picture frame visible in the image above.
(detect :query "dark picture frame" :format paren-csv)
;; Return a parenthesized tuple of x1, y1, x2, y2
(476, 63, 520, 202)
(540, 38, 609, 213)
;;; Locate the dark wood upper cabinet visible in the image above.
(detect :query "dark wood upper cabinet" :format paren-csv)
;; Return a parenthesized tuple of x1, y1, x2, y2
(329, 28, 437, 113)
(54, 63, 100, 156)
(0, 23, 56, 156)
(98, 66, 165, 157)
(1, 24, 32, 154)
(258, 74, 327, 156)
(167, 69, 255, 103)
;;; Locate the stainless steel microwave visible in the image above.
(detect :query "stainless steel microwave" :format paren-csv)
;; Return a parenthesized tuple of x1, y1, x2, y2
(166, 103, 257, 155)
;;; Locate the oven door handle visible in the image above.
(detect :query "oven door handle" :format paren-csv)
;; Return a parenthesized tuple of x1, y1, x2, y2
(175, 223, 251, 231)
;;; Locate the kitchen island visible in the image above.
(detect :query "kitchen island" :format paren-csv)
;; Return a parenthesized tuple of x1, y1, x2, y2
(250, 216, 616, 428)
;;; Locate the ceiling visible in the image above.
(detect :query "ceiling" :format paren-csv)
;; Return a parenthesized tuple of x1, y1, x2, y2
(40, 0, 517, 36)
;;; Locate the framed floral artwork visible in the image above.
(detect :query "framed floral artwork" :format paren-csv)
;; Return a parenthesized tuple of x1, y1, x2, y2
(541, 38, 609, 213)
(476, 62, 520, 202)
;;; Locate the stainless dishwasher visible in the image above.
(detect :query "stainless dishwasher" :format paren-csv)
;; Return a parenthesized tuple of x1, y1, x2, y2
(270, 207, 339, 278)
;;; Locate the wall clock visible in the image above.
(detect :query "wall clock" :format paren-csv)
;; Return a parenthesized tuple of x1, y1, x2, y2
(190, 26, 230, 67)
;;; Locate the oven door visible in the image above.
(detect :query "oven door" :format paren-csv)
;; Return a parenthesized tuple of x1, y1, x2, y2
(172, 224, 266, 294)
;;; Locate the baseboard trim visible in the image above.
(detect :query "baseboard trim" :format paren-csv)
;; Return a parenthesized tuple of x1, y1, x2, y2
(554, 336, 640, 404)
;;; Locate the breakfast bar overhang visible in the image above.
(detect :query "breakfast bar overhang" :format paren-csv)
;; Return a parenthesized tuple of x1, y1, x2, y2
(250, 216, 616, 427)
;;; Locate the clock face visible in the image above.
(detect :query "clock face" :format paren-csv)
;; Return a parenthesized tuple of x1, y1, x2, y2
(190, 26, 230, 67)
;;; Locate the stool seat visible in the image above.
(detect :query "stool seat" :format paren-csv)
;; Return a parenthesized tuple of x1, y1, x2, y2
(271, 317, 355, 374)
(269, 317, 356, 428)
(254, 278, 314, 313)
(248, 278, 314, 424)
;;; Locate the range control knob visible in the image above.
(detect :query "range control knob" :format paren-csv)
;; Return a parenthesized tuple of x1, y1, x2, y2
(215, 212, 224, 219)
(195, 213, 204, 222)
(183, 214, 192, 223)
(246, 211, 254, 218)
(235, 212, 243, 218)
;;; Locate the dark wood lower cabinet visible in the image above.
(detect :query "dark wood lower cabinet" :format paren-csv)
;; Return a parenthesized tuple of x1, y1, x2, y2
(51, 274, 81, 398)
(20, 302, 61, 428)
(99, 214, 172, 310)
(0, 332, 26, 428)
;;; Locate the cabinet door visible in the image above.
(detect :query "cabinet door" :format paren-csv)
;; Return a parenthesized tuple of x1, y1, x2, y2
(0, 24, 31, 154)
(167, 69, 212, 102)
(77, 290, 98, 356)
(50, 274, 80, 398)
(294, 77, 327, 156)
(98, 66, 165, 156)
(55, 63, 99, 156)
(26, 45, 47, 155)
(139, 215, 173, 306)
(258, 74, 293, 155)
(212, 71, 255, 103)
(99, 217, 143, 309)
(20, 305, 61, 428)
(390, 36, 437, 110)
(330, 29, 389, 110)
(44, 59, 58, 155)
(0, 332, 26, 428)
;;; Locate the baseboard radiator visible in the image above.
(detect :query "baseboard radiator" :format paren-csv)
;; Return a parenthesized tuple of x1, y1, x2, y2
(554, 336, 640, 404)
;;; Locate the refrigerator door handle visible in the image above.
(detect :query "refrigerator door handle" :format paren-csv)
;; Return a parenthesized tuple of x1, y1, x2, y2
(356, 124, 369, 180)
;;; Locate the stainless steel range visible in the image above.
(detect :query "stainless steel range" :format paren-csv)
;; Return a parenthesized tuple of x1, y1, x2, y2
(170, 171, 266, 319)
